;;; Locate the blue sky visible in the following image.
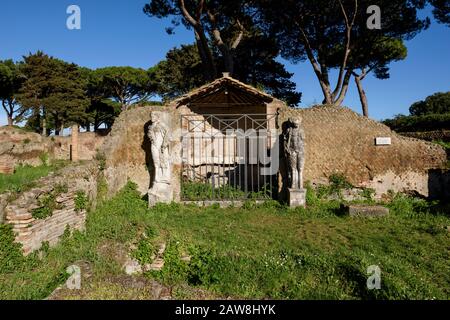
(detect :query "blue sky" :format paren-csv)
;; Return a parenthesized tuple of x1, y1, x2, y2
(1, 0, 449, 125)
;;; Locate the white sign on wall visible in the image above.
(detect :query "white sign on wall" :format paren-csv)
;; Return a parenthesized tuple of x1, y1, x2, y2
(375, 137, 392, 146)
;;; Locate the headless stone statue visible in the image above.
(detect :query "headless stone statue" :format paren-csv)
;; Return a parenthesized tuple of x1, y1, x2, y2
(148, 115, 170, 183)
(284, 118, 305, 190)
(148, 112, 173, 206)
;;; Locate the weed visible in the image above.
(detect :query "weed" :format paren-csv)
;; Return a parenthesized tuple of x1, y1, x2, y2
(181, 182, 271, 201)
(74, 191, 88, 213)
(361, 188, 376, 202)
(54, 183, 68, 194)
(95, 152, 106, 171)
(0, 165, 57, 194)
(0, 224, 25, 274)
(31, 194, 57, 219)
(39, 153, 49, 166)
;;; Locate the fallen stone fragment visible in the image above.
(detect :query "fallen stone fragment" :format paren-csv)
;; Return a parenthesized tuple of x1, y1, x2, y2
(147, 258, 165, 271)
(343, 204, 389, 217)
(123, 257, 142, 275)
(181, 255, 191, 262)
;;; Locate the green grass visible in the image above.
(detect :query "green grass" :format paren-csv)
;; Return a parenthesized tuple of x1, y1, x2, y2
(0, 162, 67, 194)
(181, 181, 272, 200)
(1, 182, 449, 300)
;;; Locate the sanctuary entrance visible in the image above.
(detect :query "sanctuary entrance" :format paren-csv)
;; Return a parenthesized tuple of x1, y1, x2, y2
(175, 74, 280, 201)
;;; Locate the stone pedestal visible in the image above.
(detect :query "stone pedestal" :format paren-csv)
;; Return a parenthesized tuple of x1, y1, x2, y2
(148, 182, 173, 207)
(288, 188, 306, 207)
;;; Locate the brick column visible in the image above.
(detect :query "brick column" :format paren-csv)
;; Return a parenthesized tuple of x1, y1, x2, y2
(71, 124, 79, 162)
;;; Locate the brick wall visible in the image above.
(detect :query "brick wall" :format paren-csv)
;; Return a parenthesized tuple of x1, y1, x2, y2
(50, 132, 106, 161)
(100, 104, 448, 200)
(279, 105, 447, 197)
(0, 126, 106, 174)
(4, 163, 99, 255)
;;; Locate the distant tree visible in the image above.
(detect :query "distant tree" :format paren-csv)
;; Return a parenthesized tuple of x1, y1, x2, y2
(16, 51, 55, 135)
(90, 67, 156, 111)
(46, 61, 90, 135)
(429, 0, 450, 26)
(383, 92, 450, 132)
(153, 44, 206, 101)
(409, 92, 450, 116)
(154, 40, 301, 106)
(17, 52, 90, 135)
(86, 99, 121, 131)
(383, 113, 450, 132)
(346, 38, 407, 117)
(256, 0, 430, 108)
(0, 60, 25, 126)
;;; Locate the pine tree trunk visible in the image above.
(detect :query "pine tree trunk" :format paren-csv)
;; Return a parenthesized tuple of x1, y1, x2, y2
(3, 101, 14, 126)
(42, 118, 47, 136)
(355, 76, 369, 117)
(54, 115, 60, 136)
(59, 123, 64, 136)
(195, 35, 217, 81)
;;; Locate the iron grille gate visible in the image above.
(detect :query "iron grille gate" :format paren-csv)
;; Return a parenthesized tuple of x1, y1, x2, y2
(181, 113, 278, 201)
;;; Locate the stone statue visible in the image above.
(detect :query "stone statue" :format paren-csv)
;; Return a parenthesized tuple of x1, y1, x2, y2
(283, 117, 305, 190)
(148, 114, 171, 183)
(148, 112, 173, 205)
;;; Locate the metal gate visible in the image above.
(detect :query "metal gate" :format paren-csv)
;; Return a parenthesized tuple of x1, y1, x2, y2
(181, 113, 278, 201)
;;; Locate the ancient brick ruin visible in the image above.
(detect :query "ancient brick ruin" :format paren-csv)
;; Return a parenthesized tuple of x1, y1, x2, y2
(1, 74, 448, 254)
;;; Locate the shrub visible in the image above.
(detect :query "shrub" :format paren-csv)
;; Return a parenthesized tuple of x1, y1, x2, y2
(132, 226, 159, 265)
(95, 152, 106, 171)
(31, 193, 58, 219)
(31, 184, 68, 219)
(383, 113, 450, 132)
(361, 188, 376, 202)
(74, 191, 88, 213)
(156, 238, 190, 284)
(132, 238, 156, 265)
(54, 183, 68, 194)
(39, 152, 49, 166)
(187, 247, 221, 286)
(96, 175, 108, 203)
(305, 181, 319, 205)
(0, 224, 25, 274)
(181, 181, 271, 201)
(329, 174, 353, 191)
(308, 174, 353, 200)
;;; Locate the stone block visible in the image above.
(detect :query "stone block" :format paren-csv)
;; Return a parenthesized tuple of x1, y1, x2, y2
(148, 182, 173, 207)
(344, 204, 389, 217)
(288, 188, 306, 207)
